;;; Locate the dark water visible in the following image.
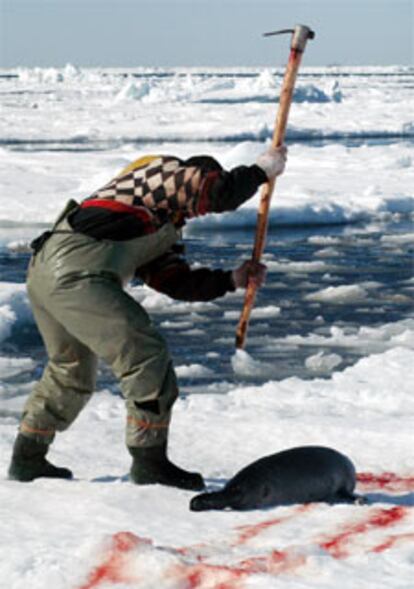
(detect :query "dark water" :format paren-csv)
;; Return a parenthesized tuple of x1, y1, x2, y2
(0, 219, 413, 396)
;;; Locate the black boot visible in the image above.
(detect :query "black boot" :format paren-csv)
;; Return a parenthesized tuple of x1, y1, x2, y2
(128, 443, 204, 491)
(8, 434, 73, 482)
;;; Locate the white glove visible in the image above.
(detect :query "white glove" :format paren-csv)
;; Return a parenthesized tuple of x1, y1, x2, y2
(256, 145, 288, 179)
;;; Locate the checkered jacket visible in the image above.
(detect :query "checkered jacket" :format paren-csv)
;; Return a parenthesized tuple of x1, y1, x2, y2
(79, 154, 267, 230)
(83, 155, 203, 224)
(70, 154, 267, 301)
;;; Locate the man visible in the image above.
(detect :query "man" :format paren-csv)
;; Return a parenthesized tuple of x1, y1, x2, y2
(8, 145, 287, 490)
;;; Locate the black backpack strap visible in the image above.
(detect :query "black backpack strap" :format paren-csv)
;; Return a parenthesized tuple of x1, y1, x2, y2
(30, 231, 53, 254)
(30, 200, 80, 255)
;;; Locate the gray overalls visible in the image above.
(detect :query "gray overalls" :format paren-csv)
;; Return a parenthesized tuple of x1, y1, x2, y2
(20, 200, 181, 448)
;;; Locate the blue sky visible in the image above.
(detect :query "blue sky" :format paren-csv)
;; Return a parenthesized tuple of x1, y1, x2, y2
(0, 0, 412, 68)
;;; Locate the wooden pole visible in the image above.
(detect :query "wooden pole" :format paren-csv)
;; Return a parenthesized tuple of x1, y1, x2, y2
(235, 25, 314, 349)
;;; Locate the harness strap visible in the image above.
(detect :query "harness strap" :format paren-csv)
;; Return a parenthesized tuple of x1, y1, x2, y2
(30, 199, 80, 255)
(30, 230, 74, 255)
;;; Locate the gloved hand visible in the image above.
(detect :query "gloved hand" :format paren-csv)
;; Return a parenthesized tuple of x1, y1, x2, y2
(256, 145, 288, 179)
(232, 260, 267, 289)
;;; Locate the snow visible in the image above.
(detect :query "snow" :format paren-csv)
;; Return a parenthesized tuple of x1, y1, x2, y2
(175, 364, 214, 378)
(0, 357, 35, 379)
(304, 351, 343, 373)
(0, 64, 413, 588)
(1, 65, 413, 227)
(0, 283, 31, 343)
(1, 347, 414, 588)
(266, 319, 414, 357)
(224, 305, 281, 320)
(266, 260, 331, 273)
(380, 232, 414, 245)
(231, 349, 279, 378)
(305, 285, 369, 304)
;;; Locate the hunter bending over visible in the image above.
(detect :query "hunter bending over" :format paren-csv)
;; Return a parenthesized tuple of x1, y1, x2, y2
(9, 145, 287, 490)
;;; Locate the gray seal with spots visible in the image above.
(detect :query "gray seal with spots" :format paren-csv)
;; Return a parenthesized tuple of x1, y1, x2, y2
(190, 446, 362, 511)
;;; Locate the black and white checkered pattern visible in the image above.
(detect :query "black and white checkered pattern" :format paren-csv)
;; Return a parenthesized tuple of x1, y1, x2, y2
(86, 156, 203, 217)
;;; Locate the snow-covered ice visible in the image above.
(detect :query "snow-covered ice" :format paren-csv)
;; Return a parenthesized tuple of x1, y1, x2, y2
(305, 284, 369, 304)
(0, 65, 413, 588)
(304, 351, 343, 373)
(1, 65, 413, 227)
(1, 346, 413, 589)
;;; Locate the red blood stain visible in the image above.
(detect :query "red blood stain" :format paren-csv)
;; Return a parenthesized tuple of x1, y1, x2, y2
(78, 531, 149, 589)
(174, 543, 209, 563)
(357, 472, 414, 493)
(265, 550, 307, 575)
(235, 515, 287, 545)
(370, 532, 414, 553)
(319, 506, 409, 559)
(78, 504, 413, 589)
(234, 504, 311, 545)
(180, 563, 247, 589)
(176, 549, 306, 589)
(175, 508, 412, 589)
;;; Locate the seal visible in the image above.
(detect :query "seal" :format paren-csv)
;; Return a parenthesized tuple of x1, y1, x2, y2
(190, 446, 362, 511)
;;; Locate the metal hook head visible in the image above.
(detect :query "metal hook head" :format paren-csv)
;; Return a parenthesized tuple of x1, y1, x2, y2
(263, 29, 295, 37)
(263, 24, 315, 52)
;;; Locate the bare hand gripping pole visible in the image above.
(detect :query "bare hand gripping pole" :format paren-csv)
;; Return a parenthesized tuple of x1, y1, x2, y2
(235, 24, 315, 350)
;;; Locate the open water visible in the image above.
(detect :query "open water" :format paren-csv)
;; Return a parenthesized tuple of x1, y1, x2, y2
(1, 216, 412, 396)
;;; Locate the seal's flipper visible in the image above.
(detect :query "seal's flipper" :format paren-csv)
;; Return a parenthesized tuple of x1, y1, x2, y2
(190, 490, 230, 512)
(352, 494, 369, 505)
(329, 490, 368, 505)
